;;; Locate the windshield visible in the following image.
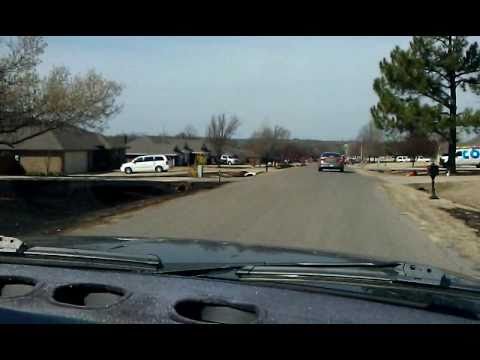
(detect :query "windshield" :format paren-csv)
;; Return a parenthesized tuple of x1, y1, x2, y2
(2, 36, 480, 318)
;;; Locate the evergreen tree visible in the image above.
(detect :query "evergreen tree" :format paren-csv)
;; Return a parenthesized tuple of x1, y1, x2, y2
(371, 36, 480, 173)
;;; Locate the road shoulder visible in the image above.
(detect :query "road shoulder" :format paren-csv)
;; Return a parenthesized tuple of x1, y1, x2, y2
(353, 166, 480, 278)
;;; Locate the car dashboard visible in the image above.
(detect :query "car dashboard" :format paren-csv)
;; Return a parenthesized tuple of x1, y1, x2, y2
(0, 263, 478, 324)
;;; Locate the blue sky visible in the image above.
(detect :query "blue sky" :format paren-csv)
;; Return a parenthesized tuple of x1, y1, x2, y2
(37, 36, 480, 140)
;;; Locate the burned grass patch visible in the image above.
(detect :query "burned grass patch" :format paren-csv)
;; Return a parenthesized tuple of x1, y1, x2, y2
(0, 179, 222, 237)
(443, 207, 480, 237)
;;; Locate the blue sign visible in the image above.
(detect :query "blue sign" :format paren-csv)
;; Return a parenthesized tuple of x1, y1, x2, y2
(460, 148, 480, 159)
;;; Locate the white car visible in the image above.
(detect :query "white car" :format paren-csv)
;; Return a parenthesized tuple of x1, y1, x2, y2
(440, 148, 480, 168)
(220, 154, 240, 165)
(120, 155, 170, 174)
(395, 156, 412, 162)
(415, 156, 431, 162)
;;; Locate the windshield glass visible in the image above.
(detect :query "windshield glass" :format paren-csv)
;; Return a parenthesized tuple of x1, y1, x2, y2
(2, 36, 480, 316)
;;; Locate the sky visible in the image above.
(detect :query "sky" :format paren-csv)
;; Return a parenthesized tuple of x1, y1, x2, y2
(36, 36, 480, 140)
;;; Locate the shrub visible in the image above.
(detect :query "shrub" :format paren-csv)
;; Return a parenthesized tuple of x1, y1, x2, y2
(0, 155, 26, 175)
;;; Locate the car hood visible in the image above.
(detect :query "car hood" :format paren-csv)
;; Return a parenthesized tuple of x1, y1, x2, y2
(14, 235, 480, 287)
(20, 235, 381, 266)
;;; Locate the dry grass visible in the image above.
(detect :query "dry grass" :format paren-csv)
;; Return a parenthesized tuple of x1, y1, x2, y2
(381, 181, 480, 275)
(433, 182, 480, 210)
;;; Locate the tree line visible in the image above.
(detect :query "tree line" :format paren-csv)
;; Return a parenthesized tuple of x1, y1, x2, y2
(350, 120, 439, 165)
(120, 116, 324, 166)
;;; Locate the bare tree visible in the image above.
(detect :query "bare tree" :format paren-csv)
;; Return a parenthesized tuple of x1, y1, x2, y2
(176, 124, 198, 139)
(0, 36, 123, 148)
(249, 124, 291, 171)
(357, 121, 385, 162)
(392, 133, 438, 167)
(206, 114, 241, 183)
(279, 141, 310, 162)
(206, 114, 241, 158)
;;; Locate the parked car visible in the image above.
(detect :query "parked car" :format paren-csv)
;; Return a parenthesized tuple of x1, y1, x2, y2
(440, 147, 480, 168)
(395, 156, 412, 162)
(219, 154, 241, 165)
(318, 152, 344, 172)
(347, 157, 361, 164)
(415, 156, 431, 162)
(120, 155, 170, 174)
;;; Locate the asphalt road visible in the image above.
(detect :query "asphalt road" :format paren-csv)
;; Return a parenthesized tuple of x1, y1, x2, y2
(67, 164, 471, 274)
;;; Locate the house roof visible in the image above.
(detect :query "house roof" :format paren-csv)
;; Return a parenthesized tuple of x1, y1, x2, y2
(0, 125, 117, 151)
(126, 136, 211, 155)
(104, 135, 129, 149)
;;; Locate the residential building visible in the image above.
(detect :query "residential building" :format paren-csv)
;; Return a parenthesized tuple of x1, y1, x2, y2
(0, 126, 127, 175)
(125, 136, 211, 166)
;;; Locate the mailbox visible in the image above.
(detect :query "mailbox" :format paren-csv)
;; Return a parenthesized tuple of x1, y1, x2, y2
(427, 162, 440, 199)
(427, 163, 439, 179)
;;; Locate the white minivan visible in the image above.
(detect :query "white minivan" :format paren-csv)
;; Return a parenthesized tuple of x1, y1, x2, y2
(120, 155, 170, 174)
(440, 148, 480, 168)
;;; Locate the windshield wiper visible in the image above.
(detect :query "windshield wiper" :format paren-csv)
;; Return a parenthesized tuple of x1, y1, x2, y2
(234, 263, 480, 293)
(159, 261, 400, 276)
(161, 260, 480, 294)
(0, 236, 162, 272)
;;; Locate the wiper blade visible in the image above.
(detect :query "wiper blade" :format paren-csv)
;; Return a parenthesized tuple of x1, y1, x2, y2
(235, 263, 480, 293)
(24, 247, 162, 267)
(236, 265, 396, 282)
(0, 236, 162, 272)
(160, 261, 400, 277)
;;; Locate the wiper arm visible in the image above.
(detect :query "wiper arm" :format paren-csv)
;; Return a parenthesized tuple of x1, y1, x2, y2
(0, 236, 162, 272)
(0, 236, 25, 253)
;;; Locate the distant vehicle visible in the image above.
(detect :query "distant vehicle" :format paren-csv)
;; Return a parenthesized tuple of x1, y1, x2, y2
(219, 154, 241, 165)
(347, 157, 361, 164)
(440, 147, 480, 168)
(415, 156, 431, 162)
(318, 152, 344, 172)
(395, 156, 412, 162)
(120, 155, 170, 174)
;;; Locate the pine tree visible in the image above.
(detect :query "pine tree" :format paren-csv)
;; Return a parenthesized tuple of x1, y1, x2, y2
(371, 36, 480, 173)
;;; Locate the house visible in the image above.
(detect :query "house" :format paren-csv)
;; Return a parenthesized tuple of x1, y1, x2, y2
(0, 126, 127, 175)
(126, 136, 211, 166)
